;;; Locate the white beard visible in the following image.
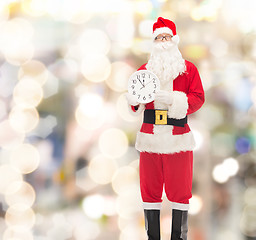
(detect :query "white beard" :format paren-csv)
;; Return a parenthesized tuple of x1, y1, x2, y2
(146, 41, 186, 91)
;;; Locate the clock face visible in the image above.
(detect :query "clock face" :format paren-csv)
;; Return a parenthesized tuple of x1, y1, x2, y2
(127, 70, 160, 104)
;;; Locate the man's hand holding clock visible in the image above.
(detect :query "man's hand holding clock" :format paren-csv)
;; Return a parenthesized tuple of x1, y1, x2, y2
(126, 93, 139, 106)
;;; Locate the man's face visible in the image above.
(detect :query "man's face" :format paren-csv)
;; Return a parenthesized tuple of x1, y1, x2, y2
(154, 33, 173, 42)
(153, 33, 175, 50)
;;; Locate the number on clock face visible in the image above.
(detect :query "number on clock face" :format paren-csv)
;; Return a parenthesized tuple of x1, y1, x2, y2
(128, 70, 160, 104)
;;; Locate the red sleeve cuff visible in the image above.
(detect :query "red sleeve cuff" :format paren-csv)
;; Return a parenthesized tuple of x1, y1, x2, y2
(131, 105, 139, 112)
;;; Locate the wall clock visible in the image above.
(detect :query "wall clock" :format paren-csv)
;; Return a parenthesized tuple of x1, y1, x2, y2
(128, 70, 160, 104)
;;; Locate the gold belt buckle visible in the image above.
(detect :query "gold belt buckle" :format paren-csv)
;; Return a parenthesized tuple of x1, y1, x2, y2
(155, 110, 167, 125)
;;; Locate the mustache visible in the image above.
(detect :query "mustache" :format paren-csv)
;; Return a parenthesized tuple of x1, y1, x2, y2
(153, 41, 175, 50)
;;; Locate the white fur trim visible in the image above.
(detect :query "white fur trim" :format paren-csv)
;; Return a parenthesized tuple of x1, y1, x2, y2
(143, 202, 162, 210)
(128, 104, 145, 116)
(171, 202, 189, 211)
(167, 91, 188, 119)
(153, 125, 173, 135)
(135, 131, 195, 154)
(153, 27, 174, 39)
(172, 35, 180, 45)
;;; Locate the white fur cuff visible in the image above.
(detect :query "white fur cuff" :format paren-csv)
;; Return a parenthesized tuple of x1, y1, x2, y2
(135, 131, 195, 154)
(143, 202, 162, 210)
(171, 202, 190, 211)
(168, 91, 188, 119)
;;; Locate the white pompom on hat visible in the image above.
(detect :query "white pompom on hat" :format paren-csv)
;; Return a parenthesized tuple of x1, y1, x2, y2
(153, 17, 180, 44)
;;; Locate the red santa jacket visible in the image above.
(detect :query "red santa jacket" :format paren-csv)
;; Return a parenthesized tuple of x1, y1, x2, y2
(129, 60, 205, 154)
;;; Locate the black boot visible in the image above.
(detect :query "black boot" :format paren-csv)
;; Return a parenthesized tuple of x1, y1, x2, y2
(171, 209, 188, 240)
(144, 209, 161, 240)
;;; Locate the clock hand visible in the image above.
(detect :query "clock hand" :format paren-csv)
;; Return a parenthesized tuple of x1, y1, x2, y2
(138, 79, 145, 87)
(140, 79, 154, 90)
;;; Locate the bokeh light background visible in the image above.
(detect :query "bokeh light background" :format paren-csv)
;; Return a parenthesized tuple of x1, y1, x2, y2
(0, 0, 256, 239)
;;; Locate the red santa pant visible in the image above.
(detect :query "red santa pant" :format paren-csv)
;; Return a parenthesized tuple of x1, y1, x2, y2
(140, 151, 193, 211)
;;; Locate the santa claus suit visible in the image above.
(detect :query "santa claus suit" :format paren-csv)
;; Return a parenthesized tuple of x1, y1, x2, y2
(127, 17, 205, 240)
(130, 60, 205, 211)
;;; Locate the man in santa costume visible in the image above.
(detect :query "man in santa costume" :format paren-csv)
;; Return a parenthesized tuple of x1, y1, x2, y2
(126, 17, 205, 240)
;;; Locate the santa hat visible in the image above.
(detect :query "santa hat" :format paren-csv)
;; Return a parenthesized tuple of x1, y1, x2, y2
(152, 17, 180, 44)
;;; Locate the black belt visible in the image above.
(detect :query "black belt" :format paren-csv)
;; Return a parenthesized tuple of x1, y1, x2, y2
(143, 109, 187, 127)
